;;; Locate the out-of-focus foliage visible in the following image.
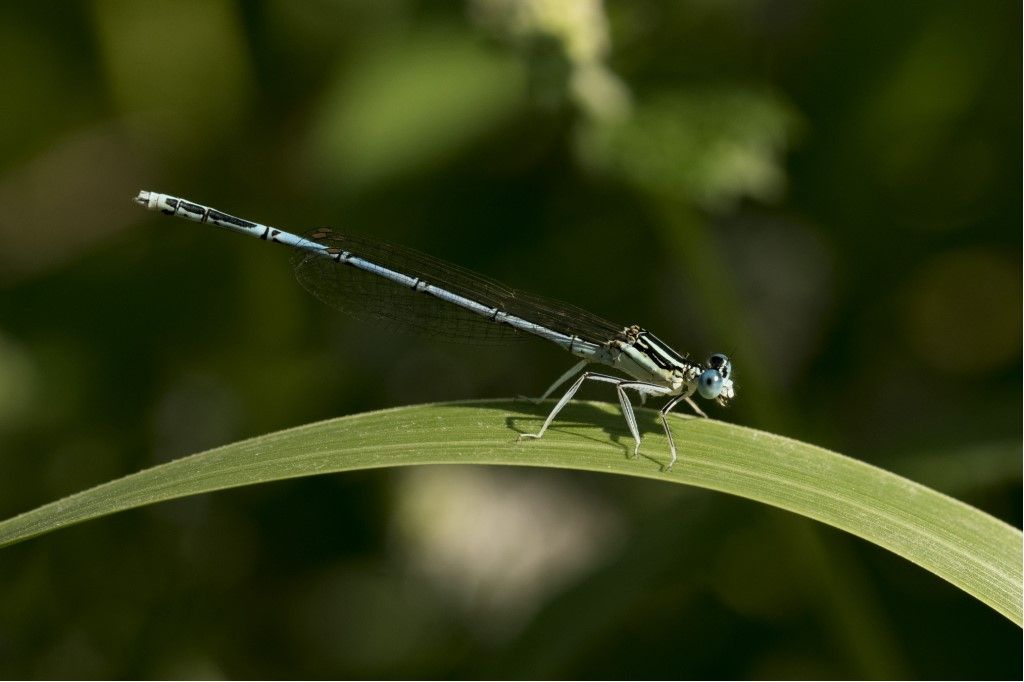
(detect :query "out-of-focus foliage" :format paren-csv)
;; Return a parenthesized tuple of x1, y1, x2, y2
(311, 29, 527, 188)
(0, 0, 1019, 678)
(577, 88, 798, 208)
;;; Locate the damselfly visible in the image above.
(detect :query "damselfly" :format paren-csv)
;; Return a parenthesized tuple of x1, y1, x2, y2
(134, 191, 736, 470)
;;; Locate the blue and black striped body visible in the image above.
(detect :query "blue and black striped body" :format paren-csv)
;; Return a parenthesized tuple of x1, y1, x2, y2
(135, 190, 735, 469)
(135, 191, 716, 397)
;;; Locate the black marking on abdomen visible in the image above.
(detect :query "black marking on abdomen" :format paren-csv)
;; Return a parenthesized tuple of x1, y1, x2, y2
(180, 200, 208, 222)
(208, 208, 257, 230)
(160, 197, 179, 215)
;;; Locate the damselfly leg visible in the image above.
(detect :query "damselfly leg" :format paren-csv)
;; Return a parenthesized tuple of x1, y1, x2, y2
(519, 359, 590, 405)
(518, 371, 673, 463)
(683, 396, 709, 419)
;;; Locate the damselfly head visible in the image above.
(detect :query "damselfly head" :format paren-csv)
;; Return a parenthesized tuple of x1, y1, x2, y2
(697, 353, 735, 406)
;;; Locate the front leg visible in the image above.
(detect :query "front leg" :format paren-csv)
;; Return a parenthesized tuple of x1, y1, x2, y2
(683, 395, 709, 419)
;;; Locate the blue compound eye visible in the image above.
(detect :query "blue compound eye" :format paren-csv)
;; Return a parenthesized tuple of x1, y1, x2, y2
(709, 353, 731, 379)
(698, 369, 723, 399)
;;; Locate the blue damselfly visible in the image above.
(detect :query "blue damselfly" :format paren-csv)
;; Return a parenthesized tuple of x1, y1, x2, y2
(135, 191, 735, 470)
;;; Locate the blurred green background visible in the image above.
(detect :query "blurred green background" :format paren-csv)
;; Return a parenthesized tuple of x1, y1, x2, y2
(0, 0, 1020, 678)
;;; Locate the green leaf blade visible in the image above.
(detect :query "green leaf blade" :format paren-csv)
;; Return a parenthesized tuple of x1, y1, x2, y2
(1, 400, 1019, 625)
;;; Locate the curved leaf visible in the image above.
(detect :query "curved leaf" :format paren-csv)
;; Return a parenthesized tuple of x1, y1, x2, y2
(0, 400, 1019, 624)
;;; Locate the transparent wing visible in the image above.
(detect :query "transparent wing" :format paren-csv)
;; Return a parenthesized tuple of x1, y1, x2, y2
(292, 231, 626, 346)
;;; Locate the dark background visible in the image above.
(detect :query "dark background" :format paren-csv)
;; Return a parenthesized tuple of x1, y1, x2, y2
(0, 0, 1020, 678)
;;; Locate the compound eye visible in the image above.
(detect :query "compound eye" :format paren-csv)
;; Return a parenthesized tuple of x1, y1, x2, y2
(709, 353, 731, 378)
(698, 369, 723, 399)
